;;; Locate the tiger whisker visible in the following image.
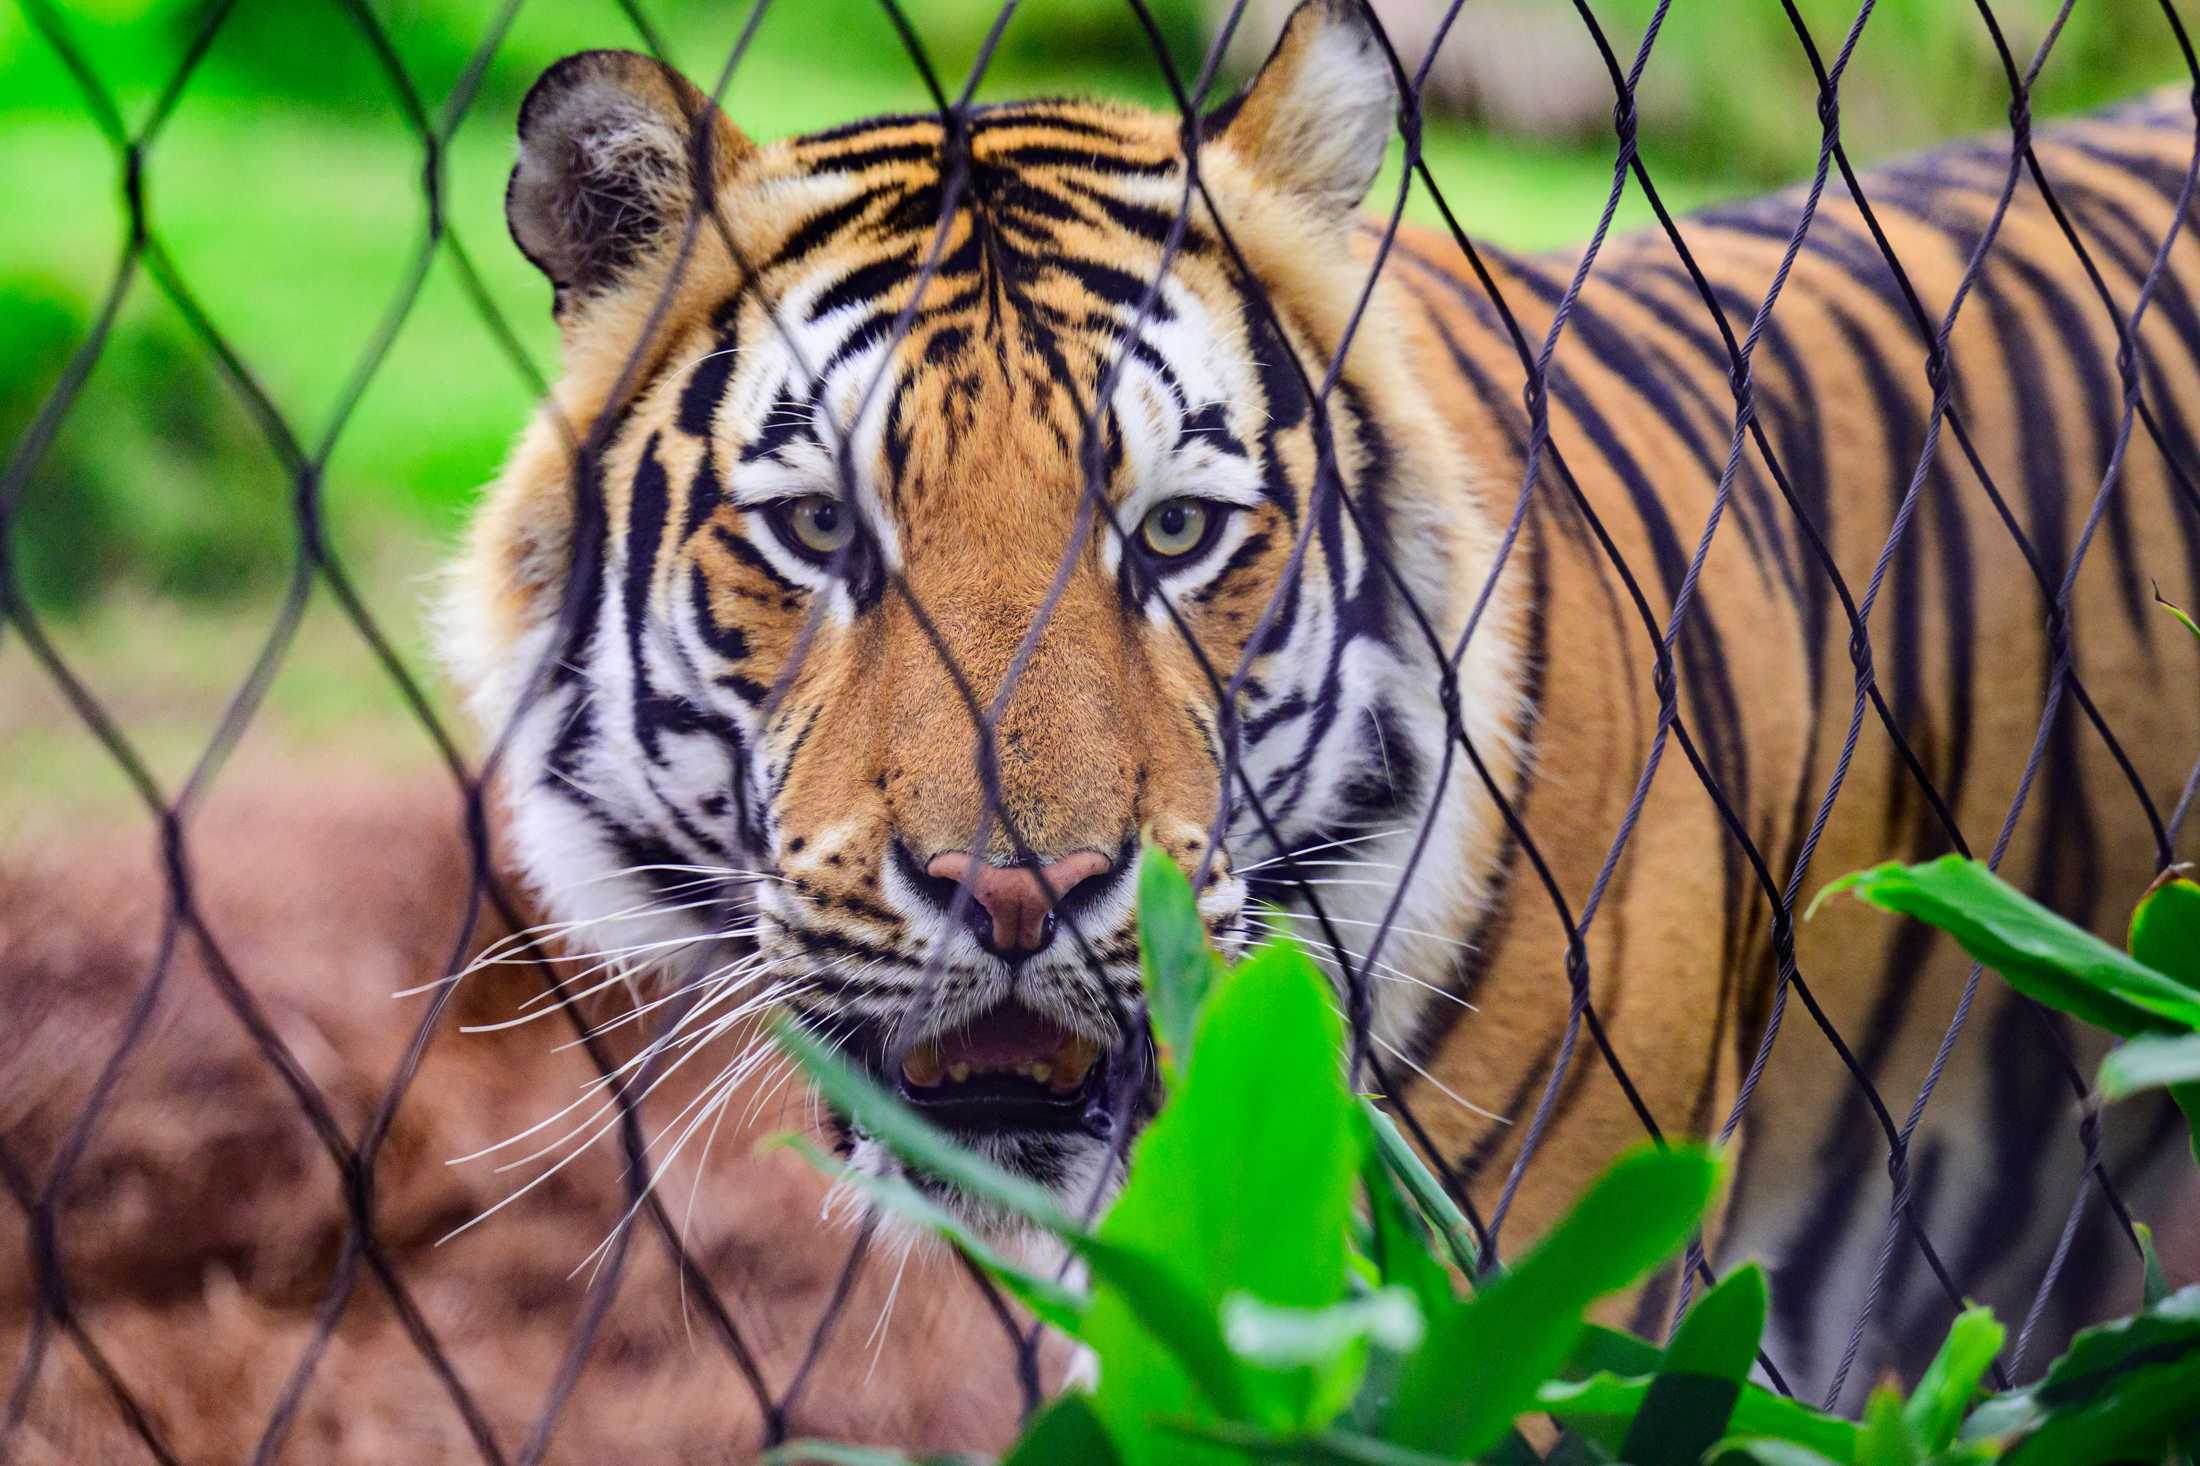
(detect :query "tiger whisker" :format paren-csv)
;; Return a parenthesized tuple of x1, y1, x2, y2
(419, 893, 749, 992)
(503, 908, 762, 974)
(558, 952, 778, 1047)
(636, 997, 812, 1169)
(1244, 915, 1474, 1010)
(651, 971, 789, 1051)
(565, 1016, 853, 1276)
(520, 918, 767, 991)
(1371, 1032, 1510, 1125)
(609, 959, 791, 1074)
(741, 1048, 809, 1129)
(552, 920, 766, 976)
(555, 862, 788, 892)
(1243, 875, 1404, 892)
(1258, 911, 1478, 955)
(445, 964, 793, 1169)
(458, 934, 750, 1034)
(477, 979, 802, 1205)
(392, 900, 720, 998)
(1233, 827, 1408, 871)
(678, 1062, 747, 1343)
(865, 1217, 919, 1381)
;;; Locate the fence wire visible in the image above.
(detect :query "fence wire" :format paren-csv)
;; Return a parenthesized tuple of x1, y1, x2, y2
(3, 0, 2198, 1459)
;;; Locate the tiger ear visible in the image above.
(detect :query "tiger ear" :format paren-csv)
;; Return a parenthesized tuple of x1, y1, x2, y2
(1209, 0, 1396, 217)
(507, 50, 753, 319)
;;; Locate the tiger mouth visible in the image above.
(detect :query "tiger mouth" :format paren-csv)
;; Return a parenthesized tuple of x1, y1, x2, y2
(891, 1002, 1118, 1135)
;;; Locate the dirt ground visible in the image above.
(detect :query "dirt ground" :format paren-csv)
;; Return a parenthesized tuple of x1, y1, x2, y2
(0, 626, 1060, 1461)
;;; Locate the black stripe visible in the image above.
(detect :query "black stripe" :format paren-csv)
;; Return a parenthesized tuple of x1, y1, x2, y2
(712, 522, 799, 592)
(1505, 254, 1782, 577)
(2050, 182, 2200, 609)
(809, 244, 923, 322)
(624, 432, 672, 764)
(768, 186, 895, 270)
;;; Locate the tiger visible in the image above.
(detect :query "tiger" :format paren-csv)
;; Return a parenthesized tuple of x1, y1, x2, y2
(443, 0, 2200, 1406)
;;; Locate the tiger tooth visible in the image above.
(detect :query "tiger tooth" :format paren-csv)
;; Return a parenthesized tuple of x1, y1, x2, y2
(947, 1062, 971, 1083)
(902, 1043, 942, 1088)
(1051, 1036, 1098, 1087)
(1029, 1062, 1052, 1084)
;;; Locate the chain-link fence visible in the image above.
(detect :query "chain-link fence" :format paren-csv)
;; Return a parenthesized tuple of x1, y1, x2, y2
(5, 0, 2200, 1460)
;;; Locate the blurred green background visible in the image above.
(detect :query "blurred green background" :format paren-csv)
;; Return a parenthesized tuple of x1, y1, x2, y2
(0, 0, 2185, 823)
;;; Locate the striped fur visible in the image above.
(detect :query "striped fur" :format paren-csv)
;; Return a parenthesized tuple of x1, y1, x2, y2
(447, 6, 2200, 1400)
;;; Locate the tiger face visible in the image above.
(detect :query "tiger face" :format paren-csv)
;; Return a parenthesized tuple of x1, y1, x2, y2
(446, 2, 1506, 1209)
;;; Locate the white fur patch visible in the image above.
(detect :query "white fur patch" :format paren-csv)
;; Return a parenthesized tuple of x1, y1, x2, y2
(1230, 2, 1397, 213)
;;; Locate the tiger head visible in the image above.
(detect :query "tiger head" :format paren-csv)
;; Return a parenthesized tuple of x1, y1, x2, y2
(445, 0, 1514, 1212)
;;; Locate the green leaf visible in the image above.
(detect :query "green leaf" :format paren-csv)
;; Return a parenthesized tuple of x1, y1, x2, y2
(1221, 1289, 1425, 1368)
(2157, 586, 2200, 645)
(1966, 1285, 2200, 1464)
(1708, 1440, 1847, 1466)
(1989, 1361, 2200, 1464)
(1856, 1386, 1920, 1466)
(1567, 1323, 1665, 1378)
(1545, 1372, 1860, 1464)
(1385, 1144, 1722, 1460)
(1814, 857, 2200, 1037)
(2031, 1283, 2200, 1405)
(1540, 1432, 1620, 1465)
(1356, 1111, 1460, 1322)
(1077, 1241, 1253, 1423)
(2097, 1032, 2200, 1098)
(2129, 872, 2200, 990)
(1159, 1419, 1476, 1465)
(1901, 1305, 2004, 1451)
(772, 1018, 1244, 1416)
(760, 1443, 983, 1466)
(1001, 1394, 1121, 1466)
(2172, 1084, 2200, 1166)
(1517, 1328, 1669, 1466)
(1660, 1268, 1770, 1379)
(1223, 1290, 1419, 1432)
(1086, 939, 1365, 1461)
(1138, 842, 1217, 1087)
(777, 1136, 1086, 1333)
(2139, 1222, 2171, 1309)
(1620, 1264, 1768, 1466)
(2123, 870, 2200, 1162)
(1363, 1102, 1481, 1277)
(771, 1013, 1074, 1229)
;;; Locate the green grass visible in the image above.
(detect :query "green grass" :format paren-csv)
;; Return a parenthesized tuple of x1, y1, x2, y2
(0, 567, 457, 837)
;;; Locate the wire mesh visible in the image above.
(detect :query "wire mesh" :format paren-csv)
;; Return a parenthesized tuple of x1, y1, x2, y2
(3, 0, 2198, 1459)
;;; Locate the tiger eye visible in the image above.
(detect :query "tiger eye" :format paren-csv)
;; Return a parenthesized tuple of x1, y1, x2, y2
(786, 495, 853, 556)
(1140, 498, 1209, 559)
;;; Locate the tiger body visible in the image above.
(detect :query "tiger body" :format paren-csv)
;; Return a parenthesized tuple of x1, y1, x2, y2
(1391, 90, 2200, 1390)
(447, 0, 2200, 1412)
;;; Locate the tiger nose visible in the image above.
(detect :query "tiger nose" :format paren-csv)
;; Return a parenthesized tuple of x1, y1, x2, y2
(924, 849, 1114, 956)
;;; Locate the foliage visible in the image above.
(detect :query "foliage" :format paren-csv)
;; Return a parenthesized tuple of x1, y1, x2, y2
(0, 277, 299, 609)
(1810, 810, 2200, 1463)
(1817, 854, 2200, 1163)
(1587, 0, 2191, 188)
(763, 846, 2200, 1464)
